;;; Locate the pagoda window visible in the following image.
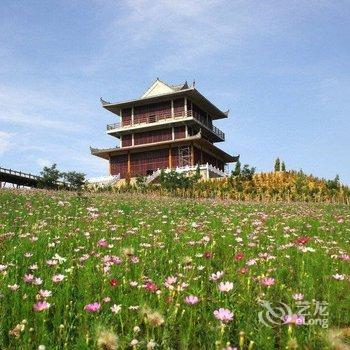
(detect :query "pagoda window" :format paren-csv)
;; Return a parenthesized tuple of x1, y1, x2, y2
(121, 134, 132, 147)
(122, 108, 132, 126)
(134, 128, 172, 145)
(173, 98, 184, 117)
(174, 126, 185, 139)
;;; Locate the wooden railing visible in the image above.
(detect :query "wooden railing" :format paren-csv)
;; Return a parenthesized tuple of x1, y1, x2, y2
(0, 166, 66, 187)
(107, 110, 225, 140)
(0, 167, 40, 180)
(145, 163, 228, 184)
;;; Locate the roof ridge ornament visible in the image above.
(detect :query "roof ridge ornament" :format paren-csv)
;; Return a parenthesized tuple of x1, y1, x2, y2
(100, 97, 110, 105)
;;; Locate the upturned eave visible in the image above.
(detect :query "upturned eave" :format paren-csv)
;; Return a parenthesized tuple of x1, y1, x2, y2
(90, 135, 238, 163)
(101, 88, 228, 120)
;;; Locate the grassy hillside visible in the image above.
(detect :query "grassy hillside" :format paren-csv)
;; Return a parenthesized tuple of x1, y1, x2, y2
(0, 190, 349, 349)
(133, 171, 350, 203)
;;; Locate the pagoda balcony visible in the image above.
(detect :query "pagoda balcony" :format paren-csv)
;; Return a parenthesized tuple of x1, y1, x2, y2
(106, 110, 225, 141)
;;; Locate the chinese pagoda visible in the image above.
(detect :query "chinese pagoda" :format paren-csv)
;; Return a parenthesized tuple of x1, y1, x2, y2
(90, 79, 238, 182)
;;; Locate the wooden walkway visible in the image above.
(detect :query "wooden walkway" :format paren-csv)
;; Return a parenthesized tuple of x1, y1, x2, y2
(0, 167, 40, 188)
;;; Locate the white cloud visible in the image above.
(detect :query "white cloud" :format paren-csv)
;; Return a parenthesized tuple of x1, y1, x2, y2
(85, 1, 321, 74)
(0, 84, 88, 132)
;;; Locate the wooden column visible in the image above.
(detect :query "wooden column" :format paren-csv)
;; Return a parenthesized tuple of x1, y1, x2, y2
(168, 146, 172, 169)
(200, 146, 203, 164)
(171, 100, 174, 118)
(127, 151, 131, 176)
(109, 156, 112, 175)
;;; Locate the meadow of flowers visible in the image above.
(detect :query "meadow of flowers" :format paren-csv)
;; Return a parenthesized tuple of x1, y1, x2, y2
(0, 189, 349, 349)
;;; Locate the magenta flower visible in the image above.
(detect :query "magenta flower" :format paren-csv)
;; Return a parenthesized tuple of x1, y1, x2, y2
(283, 314, 305, 325)
(33, 301, 50, 312)
(84, 302, 101, 312)
(214, 308, 234, 323)
(184, 295, 199, 305)
(97, 239, 108, 247)
(261, 277, 275, 286)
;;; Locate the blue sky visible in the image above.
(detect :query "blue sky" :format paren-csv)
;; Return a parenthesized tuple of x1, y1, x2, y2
(0, 1, 349, 183)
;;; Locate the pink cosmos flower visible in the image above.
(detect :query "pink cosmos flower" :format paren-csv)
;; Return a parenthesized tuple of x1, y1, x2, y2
(110, 304, 121, 314)
(283, 314, 305, 325)
(8, 284, 20, 291)
(33, 277, 43, 285)
(213, 308, 234, 323)
(130, 256, 139, 264)
(97, 239, 108, 247)
(84, 302, 101, 312)
(52, 274, 65, 283)
(110, 256, 122, 265)
(246, 259, 257, 266)
(184, 295, 199, 305)
(210, 271, 224, 281)
(218, 282, 234, 292)
(46, 259, 59, 266)
(165, 276, 177, 287)
(39, 289, 52, 298)
(261, 277, 275, 286)
(144, 282, 158, 293)
(23, 274, 34, 283)
(33, 301, 50, 312)
(292, 293, 304, 301)
(332, 273, 345, 280)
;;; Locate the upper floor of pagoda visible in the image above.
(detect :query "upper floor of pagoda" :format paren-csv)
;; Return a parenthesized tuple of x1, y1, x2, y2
(101, 79, 229, 143)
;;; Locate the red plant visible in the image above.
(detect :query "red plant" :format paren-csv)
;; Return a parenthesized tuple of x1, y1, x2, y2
(145, 282, 158, 293)
(109, 278, 118, 287)
(234, 252, 245, 261)
(294, 236, 311, 245)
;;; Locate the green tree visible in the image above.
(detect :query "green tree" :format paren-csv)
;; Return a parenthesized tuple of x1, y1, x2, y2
(62, 171, 86, 190)
(326, 175, 340, 190)
(38, 164, 61, 189)
(232, 160, 241, 176)
(135, 175, 147, 191)
(240, 164, 255, 181)
(159, 167, 201, 192)
(281, 161, 286, 172)
(274, 158, 281, 172)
